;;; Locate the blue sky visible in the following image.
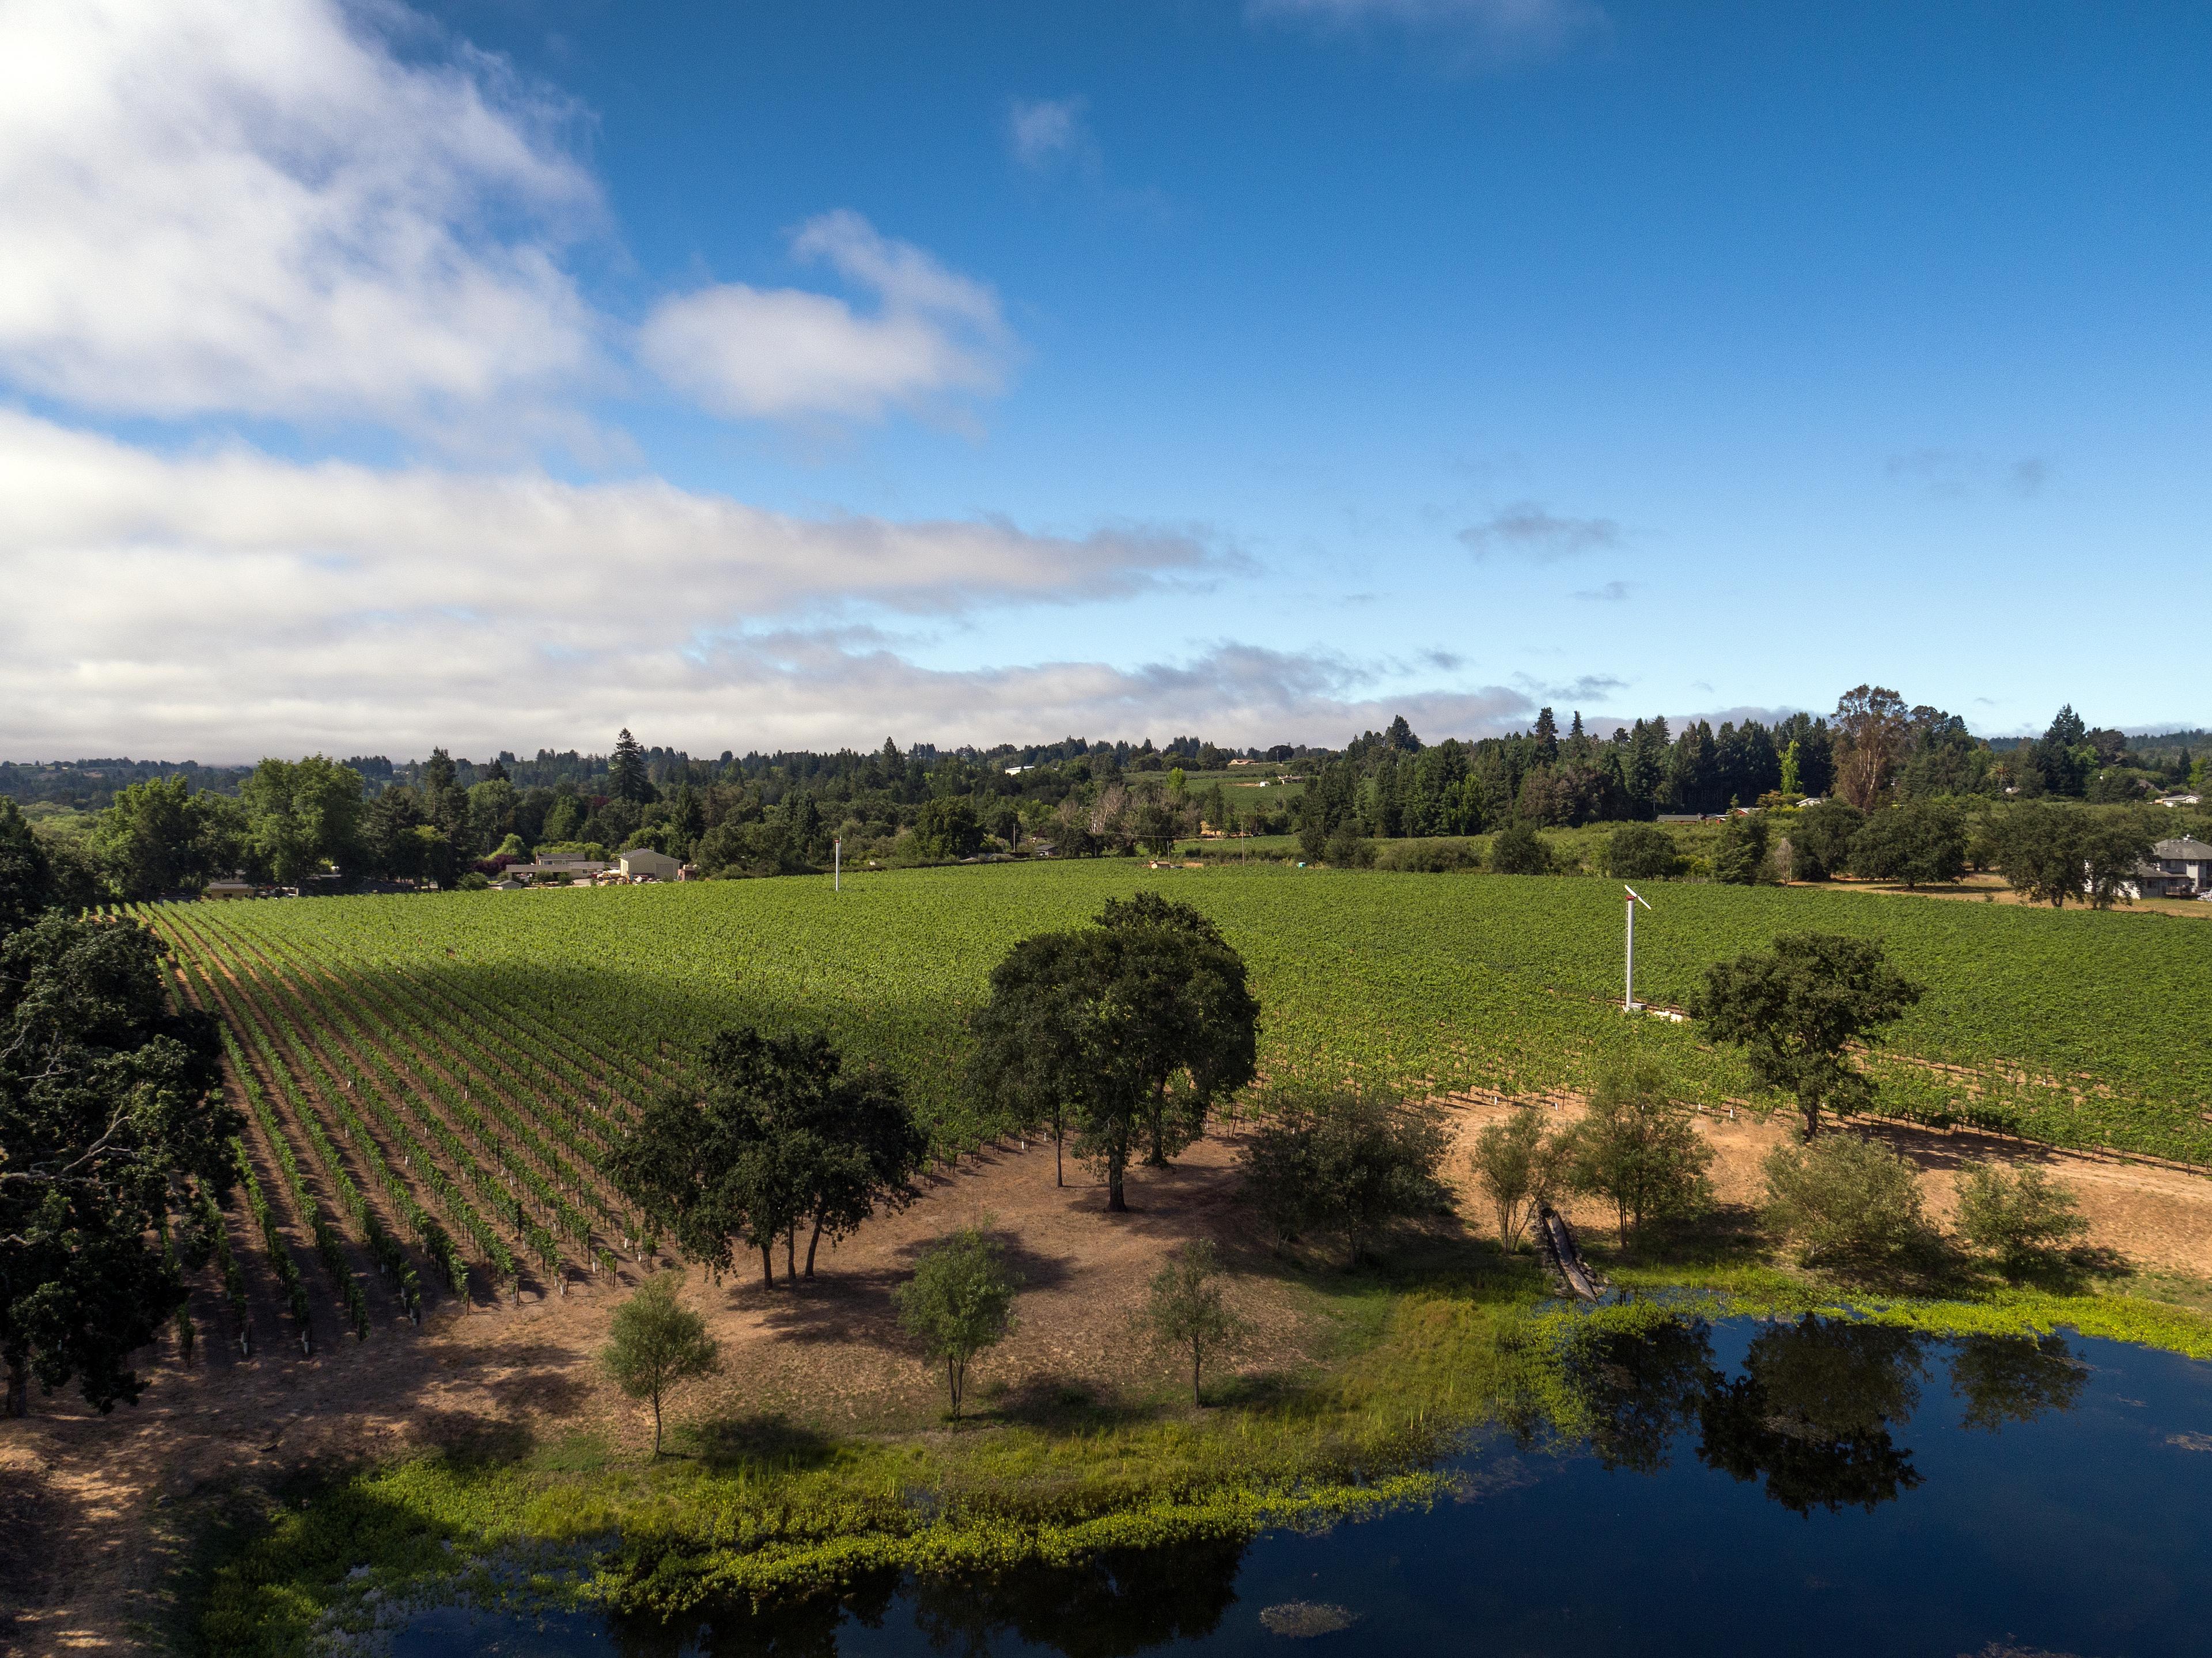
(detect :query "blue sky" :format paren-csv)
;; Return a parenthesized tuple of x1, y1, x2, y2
(2, 0, 2206, 760)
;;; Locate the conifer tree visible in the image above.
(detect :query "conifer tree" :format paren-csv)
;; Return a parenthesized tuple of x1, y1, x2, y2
(609, 729, 652, 802)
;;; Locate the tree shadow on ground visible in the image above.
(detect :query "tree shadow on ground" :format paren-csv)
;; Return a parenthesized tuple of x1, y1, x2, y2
(0, 1460, 67, 1651)
(678, 1413, 840, 1474)
(989, 1375, 1169, 1433)
(741, 1233, 1075, 1352)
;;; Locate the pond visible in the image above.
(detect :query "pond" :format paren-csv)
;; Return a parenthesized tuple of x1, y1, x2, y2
(391, 1314, 2212, 1657)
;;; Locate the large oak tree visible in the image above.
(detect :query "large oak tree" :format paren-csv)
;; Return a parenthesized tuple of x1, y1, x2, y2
(2, 801, 236, 1416)
(969, 893, 1257, 1212)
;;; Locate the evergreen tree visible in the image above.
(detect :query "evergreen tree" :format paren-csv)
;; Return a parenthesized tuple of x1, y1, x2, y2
(609, 729, 652, 803)
(1532, 707, 1559, 766)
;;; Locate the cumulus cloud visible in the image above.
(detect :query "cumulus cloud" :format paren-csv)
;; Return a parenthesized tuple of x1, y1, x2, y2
(1007, 96, 1094, 173)
(0, 0, 602, 435)
(1247, 0, 1607, 61)
(1458, 502, 1622, 562)
(0, 411, 1213, 758)
(639, 211, 1014, 422)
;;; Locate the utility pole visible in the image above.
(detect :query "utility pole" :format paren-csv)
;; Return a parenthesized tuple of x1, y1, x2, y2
(1623, 884, 1652, 1011)
(834, 838, 841, 892)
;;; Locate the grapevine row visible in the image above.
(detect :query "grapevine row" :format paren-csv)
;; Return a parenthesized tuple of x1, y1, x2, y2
(216, 1010, 373, 1342)
(232, 1136, 316, 1354)
(193, 1180, 255, 1355)
(243, 932, 642, 1271)
(179, 938, 461, 1307)
(169, 917, 519, 1296)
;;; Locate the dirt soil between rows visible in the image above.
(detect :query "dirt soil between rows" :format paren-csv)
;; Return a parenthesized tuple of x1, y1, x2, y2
(5, 1106, 2210, 1657)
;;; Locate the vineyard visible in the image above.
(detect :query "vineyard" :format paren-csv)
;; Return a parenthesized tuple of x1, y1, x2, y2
(136, 859, 2211, 1346)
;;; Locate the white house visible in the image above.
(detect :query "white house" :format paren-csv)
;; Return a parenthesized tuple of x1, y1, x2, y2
(618, 848, 682, 883)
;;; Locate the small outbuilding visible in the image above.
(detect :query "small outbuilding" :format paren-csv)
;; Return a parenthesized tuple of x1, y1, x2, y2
(618, 848, 682, 883)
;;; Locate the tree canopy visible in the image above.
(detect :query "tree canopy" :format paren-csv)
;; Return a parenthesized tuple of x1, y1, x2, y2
(1562, 1059, 1714, 1246)
(1993, 802, 2155, 908)
(1691, 933, 1923, 1139)
(612, 1025, 927, 1289)
(1239, 1087, 1450, 1262)
(895, 1226, 1020, 1417)
(968, 894, 1257, 1212)
(602, 1272, 719, 1456)
(1, 839, 236, 1415)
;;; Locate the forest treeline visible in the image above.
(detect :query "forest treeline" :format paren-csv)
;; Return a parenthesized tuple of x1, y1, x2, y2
(7, 691, 2207, 900)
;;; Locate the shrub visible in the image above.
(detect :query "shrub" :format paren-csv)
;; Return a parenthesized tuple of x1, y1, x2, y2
(1143, 1240, 1246, 1404)
(1562, 1059, 1714, 1246)
(1762, 1135, 1933, 1273)
(1710, 813, 1777, 885)
(1954, 1162, 2089, 1278)
(1239, 1088, 1450, 1262)
(1490, 822, 1554, 876)
(1600, 823, 1685, 880)
(1376, 839, 1482, 873)
(1467, 1107, 1565, 1250)
(1322, 824, 1376, 868)
(1787, 801, 1864, 881)
(895, 1225, 1021, 1416)
(603, 1273, 720, 1457)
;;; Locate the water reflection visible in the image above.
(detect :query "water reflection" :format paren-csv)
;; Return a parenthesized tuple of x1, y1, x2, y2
(394, 1318, 2139, 1658)
(1560, 1315, 2086, 1517)
(554, 1545, 1250, 1658)
(1949, 1335, 2088, 1433)
(910, 1542, 1246, 1657)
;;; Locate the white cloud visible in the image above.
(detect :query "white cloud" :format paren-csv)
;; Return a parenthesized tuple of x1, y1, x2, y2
(0, 411, 1574, 758)
(1457, 502, 1622, 561)
(639, 211, 1014, 422)
(0, 0, 602, 435)
(1247, 0, 1606, 60)
(0, 412, 1210, 758)
(1007, 97, 1093, 173)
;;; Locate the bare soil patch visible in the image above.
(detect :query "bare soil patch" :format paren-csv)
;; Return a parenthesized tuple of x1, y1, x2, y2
(0, 1134, 1309, 1657)
(6, 1105, 2211, 1656)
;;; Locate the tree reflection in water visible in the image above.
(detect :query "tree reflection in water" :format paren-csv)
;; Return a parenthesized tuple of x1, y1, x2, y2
(910, 1542, 1247, 1657)
(604, 1573, 899, 1658)
(1949, 1334, 2088, 1433)
(597, 1543, 1246, 1658)
(1559, 1313, 2087, 1517)
(600, 1320, 2091, 1657)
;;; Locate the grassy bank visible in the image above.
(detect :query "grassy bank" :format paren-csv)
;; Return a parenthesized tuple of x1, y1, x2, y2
(192, 1241, 2212, 1656)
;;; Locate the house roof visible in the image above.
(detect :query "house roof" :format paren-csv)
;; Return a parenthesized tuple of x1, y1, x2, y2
(2153, 838, 2212, 860)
